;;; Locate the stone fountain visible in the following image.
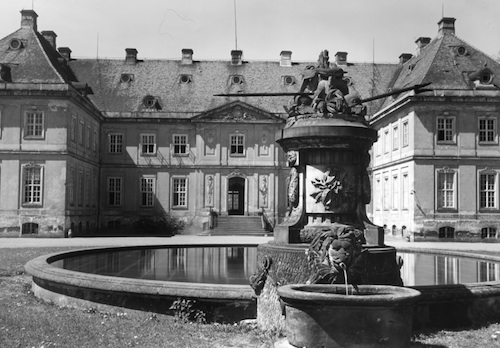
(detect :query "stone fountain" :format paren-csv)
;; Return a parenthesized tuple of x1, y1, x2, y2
(250, 50, 422, 347)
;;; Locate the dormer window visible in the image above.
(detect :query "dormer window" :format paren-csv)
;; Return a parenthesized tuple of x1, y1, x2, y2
(9, 38, 23, 50)
(469, 68, 494, 86)
(480, 70, 493, 84)
(283, 75, 295, 86)
(120, 74, 133, 83)
(231, 75, 243, 85)
(179, 74, 193, 84)
(142, 95, 162, 110)
(456, 46, 468, 56)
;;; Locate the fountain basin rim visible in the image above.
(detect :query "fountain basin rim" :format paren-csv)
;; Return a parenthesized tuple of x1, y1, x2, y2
(278, 284, 421, 307)
(24, 244, 257, 301)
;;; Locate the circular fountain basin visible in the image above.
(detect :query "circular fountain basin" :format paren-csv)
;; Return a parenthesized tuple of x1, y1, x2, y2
(24, 244, 258, 323)
(278, 284, 421, 348)
(25, 244, 500, 327)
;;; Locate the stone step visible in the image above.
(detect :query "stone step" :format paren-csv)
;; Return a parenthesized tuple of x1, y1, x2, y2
(208, 216, 271, 236)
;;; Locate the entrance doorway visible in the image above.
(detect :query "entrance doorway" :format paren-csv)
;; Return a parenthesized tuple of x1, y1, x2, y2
(228, 177, 245, 215)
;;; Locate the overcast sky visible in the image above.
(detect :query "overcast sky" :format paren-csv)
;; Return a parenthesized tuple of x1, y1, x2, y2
(3, 0, 500, 63)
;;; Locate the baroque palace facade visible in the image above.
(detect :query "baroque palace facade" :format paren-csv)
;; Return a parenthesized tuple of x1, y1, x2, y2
(0, 10, 499, 240)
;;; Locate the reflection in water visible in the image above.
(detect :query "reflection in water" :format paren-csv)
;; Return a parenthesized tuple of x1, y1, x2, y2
(51, 248, 500, 286)
(399, 253, 500, 286)
(51, 247, 258, 285)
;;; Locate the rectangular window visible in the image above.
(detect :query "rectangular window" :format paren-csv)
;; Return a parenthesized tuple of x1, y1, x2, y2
(78, 170, 84, 206)
(384, 129, 390, 153)
(480, 172, 497, 209)
(85, 172, 91, 207)
(108, 133, 123, 153)
(437, 117, 455, 143)
(140, 177, 155, 207)
(70, 116, 76, 142)
(230, 134, 244, 155)
(93, 129, 97, 152)
(437, 171, 456, 209)
(392, 173, 399, 210)
(393, 125, 399, 150)
(173, 178, 187, 208)
(86, 126, 91, 148)
(69, 167, 76, 206)
(479, 118, 496, 144)
(22, 165, 42, 205)
(78, 120, 84, 145)
(375, 175, 381, 211)
(92, 173, 97, 207)
(402, 172, 409, 210)
(383, 175, 390, 210)
(108, 177, 122, 206)
(402, 120, 409, 147)
(140, 134, 156, 155)
(25, 111, 44, 138)
(173, 134, 188, 155)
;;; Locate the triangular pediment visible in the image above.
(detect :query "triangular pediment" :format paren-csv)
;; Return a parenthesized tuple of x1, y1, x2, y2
(192, 101, 285, 123)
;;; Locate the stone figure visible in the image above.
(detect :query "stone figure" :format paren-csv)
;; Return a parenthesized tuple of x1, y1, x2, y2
(286, 168, 299, 215)
(260, 176, 268, 207)
(317, 49, 330, 69)
(286, 150, 298, 166)
(206, 175, 214, 206)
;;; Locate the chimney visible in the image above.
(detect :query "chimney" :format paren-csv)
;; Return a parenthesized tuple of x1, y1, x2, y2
(231, 50, 243, 65)
(41, 31, 57, 49)
(125, 48, 138, 64)
(181, 48, 193, 65)
(399, 53, 413, 64)
(58, 47, 72, 61)
(438, 17, 456, 37)
(335, 51, 348, 66)
(415, 37, 431, 55)
(280, 50, 292, 67)
(21, 10, 38, 31)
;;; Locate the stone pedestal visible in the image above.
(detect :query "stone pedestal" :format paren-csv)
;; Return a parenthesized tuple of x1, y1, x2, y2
(254, 114, 403, 331)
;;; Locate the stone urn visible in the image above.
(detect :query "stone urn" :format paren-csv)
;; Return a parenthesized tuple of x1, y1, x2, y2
(277, 284, 421, 348)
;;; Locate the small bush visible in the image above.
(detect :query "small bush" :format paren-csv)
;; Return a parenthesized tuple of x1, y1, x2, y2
(169, 298, 206, 324)
(133, 213, 186, 236)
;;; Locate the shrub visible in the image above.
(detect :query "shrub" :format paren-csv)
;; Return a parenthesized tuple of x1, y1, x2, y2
(133, 213, 186, 236)
(169, 298, 206, 324)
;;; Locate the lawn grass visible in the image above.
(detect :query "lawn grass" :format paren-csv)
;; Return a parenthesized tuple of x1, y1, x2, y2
(1, 247, 499, 347)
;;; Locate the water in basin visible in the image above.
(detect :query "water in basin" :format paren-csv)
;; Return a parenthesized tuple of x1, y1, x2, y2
(50, 247, 500, 286)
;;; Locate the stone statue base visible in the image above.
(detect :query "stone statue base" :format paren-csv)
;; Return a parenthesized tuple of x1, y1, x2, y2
(255, 242, 403, 332)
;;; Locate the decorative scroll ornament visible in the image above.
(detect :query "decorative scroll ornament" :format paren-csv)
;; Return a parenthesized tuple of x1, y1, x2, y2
(310, 169, 344, 210)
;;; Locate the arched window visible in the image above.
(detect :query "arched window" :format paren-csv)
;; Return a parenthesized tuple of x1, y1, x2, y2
(22, 222, 38, 234)
(438, 226, 455, 238)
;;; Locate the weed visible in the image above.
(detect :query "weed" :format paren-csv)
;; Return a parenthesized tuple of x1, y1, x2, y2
(169, 298, 206, 324)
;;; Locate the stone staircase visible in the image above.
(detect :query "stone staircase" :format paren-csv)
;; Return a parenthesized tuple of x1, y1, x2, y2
(207, 215, 271, 236)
